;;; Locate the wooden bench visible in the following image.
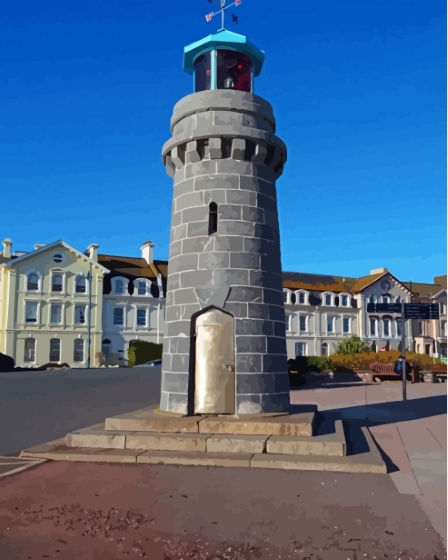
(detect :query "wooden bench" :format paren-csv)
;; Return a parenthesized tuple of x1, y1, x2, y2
(432, 364, 447, 382)
(368, 362, 419, 383)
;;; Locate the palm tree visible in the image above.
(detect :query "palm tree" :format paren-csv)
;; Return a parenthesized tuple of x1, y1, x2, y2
(333, 335, 370, 355)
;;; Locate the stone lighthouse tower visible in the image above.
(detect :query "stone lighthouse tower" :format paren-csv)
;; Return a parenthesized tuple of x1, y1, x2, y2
(160, 27, 289, 416)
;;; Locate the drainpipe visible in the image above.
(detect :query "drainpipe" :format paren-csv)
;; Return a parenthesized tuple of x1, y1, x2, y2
(157, 302, 160, 345)
(86, 263, 92, 369)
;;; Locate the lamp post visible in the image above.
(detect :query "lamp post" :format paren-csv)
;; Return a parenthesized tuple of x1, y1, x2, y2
(86, 264, 92, 369)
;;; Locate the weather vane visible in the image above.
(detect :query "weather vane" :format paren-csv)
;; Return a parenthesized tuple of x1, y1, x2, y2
(205, 0, 242, 31)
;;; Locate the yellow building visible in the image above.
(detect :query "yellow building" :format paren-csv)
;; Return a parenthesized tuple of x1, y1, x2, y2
(0, 238, 109, 368)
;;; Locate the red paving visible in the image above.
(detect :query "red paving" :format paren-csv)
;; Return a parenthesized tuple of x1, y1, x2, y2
(0, 460, 445, 559)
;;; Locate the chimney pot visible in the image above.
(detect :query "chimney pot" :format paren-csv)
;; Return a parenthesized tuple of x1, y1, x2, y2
(2, 238, 12, 259)
(34, 244, 45, 251)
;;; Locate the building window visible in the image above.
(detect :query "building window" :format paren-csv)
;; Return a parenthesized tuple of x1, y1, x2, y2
(370, 318, 377, 336)
(325, 294, 332, 306)
(24, 338, 36, 362)
(285, 315, 291, 332)
(114, 308, 124, 326)
(341, 295, 348, 307)
(396, 296, 402, 304)
(295, 342, 307, 357)
(382, 296, 390, 304)
(53, 254, 64, 264)
(425, 344, 431, 355)
(50, 304, 62, 325)
(73, 339, 84, 363)
(321, 342, 328, 357)
(112, 278, 127, 296)
(297, 291, 306, 304)
(343, 318, 350, 333)
(27, 272, 39, 291)
(299, 316, 306, 331)
(49, 338, 61, 362)
(383, 319, 390, 337)
(102, 339, 111, 359)
(137, 309, 146, 327)
(327, 316, 334, 333)
(52, 274, 63, 293)
(137, 281, 147, 296)
(369, 296, 375, 304)
(208, 202, 218, 235)
(217, 49, 252, 93)
(440, 302, 445, 315)
(75, 275, 87, 294)
(442, 320, 447, 336)
(25, 302, 38, 324)
(283, 290, 289, 303)
(418, 322, 423, 336)
(396, 319, 402, 337)
(75, 305, 86, 325)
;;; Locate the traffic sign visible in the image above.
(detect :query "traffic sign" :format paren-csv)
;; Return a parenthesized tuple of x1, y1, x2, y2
(405, 303, 439, 320)
(367, 303, 402, 313)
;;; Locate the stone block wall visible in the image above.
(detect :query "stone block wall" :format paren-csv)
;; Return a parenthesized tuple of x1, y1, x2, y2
(160, 90, 289, 415)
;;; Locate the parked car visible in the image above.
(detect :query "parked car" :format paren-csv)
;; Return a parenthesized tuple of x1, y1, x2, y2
(134, 359, 162, 368)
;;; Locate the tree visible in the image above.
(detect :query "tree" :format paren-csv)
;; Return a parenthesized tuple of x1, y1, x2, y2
(333, 335, 370, 355)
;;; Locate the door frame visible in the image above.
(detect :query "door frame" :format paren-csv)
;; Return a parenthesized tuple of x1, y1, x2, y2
(187, 305, 235, 416)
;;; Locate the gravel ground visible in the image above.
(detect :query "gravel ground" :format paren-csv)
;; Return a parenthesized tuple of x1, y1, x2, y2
(0, 461, 445, 560)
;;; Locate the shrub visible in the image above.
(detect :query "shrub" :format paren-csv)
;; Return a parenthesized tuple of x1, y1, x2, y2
(328, 350, 439, 371)
(333, 335, 370, 355)
(306, 355, 332, 372)
(128, 340, 163, 367)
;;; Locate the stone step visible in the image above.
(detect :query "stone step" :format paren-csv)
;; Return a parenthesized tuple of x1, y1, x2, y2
(19, 427, 385, 473)
(105, 406, 205, 433)
(266, 420, 346, 457)
(104, 406, 315, 437)
(251, 428, 385, 473)
(66, 424, 128, 449)
(126, 432, 210, 452)
(198, 412, 315, 437)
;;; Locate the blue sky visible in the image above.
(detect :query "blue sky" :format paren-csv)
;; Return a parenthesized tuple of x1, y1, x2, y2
(1, 0, 446, 282)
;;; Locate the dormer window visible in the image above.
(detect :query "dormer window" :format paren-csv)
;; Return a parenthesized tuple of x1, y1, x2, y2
(341, 295, 348, 307)
(296, 290, 308, 305)
(111, 277, 128, 296)
(323, 292, 334, 306)
(137, 281, 146, 295)
(283, 289, 291, 304)
(134, 279, 150, 296)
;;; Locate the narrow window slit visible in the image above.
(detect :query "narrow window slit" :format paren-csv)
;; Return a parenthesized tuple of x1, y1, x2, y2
(208, 202, 218, 235)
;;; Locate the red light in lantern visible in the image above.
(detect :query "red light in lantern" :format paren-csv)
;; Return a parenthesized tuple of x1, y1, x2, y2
(237, 64, 243, 69)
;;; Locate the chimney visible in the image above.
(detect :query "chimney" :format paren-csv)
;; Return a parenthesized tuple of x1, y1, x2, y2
(370, 267, 388, 275)
(141, 241, 154, 265)
(34, 244, 45, 251)
(2, 238, 12, 259)
(87, 244, 99, 262)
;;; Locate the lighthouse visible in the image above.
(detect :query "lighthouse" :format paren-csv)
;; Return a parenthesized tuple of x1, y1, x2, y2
(159, 22, 289, 416)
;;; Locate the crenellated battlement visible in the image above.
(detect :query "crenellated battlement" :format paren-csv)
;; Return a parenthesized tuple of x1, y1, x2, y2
(162, 90, 287, 180)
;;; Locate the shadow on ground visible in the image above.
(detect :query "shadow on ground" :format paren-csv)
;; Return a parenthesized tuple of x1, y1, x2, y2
(290, 394, 447, 471)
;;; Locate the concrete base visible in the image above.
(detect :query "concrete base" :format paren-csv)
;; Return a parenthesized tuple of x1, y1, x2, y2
(18, 406, 387, 474)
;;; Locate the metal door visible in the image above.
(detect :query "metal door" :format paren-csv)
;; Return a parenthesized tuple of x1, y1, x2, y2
(194, 309, 235, 414)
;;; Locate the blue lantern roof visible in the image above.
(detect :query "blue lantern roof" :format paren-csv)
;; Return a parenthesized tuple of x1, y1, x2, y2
(183, 30, 265, 77)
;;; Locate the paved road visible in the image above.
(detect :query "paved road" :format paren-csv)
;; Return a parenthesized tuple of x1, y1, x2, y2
(291, 377, 447, 546)
(0, 461, 445, 559)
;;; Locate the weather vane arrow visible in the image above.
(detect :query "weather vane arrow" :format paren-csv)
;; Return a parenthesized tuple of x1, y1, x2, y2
(205, 0, 242, 31)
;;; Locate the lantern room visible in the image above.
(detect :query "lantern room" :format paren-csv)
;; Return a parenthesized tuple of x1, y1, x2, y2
(183, 30, 265, 93)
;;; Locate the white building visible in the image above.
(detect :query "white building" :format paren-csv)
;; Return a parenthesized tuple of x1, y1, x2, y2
(99, 241, 166, 361)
